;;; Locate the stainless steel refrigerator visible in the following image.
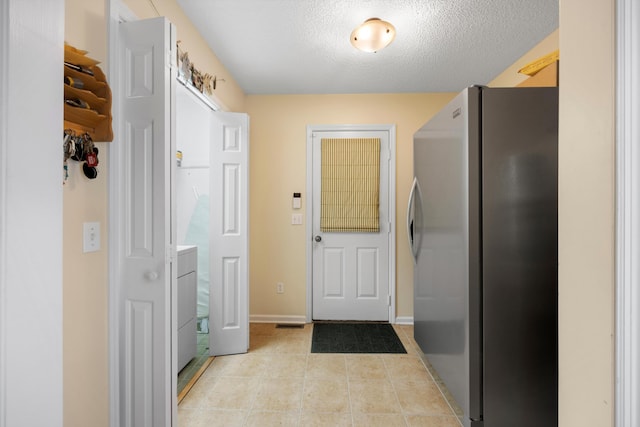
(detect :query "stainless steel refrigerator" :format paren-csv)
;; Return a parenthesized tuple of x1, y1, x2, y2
(407, 86, 558, 427)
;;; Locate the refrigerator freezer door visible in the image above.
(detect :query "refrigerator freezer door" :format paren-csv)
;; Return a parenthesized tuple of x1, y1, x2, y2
(413, 87, 482, 426)
(481, 87, 558, 426)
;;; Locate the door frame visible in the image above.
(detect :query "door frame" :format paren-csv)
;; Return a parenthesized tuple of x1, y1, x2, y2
(0, 0, 64, 425)
(616, 0, 640, 424)
(305, 124, 396, 323)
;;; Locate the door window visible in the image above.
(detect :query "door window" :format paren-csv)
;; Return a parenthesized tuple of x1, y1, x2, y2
(320, 137, 380, 233)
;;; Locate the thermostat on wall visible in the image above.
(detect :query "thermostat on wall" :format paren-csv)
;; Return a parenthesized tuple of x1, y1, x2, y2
(293, 192, 301, 209)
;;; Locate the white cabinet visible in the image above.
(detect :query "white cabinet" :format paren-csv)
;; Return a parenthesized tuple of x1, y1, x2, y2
(177, 245, 197, 372)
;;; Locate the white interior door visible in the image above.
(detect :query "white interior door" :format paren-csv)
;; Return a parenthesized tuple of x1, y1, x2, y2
(116, 17, 176, 426)
(311, 130, 391, 321)
(209, 112, 250, 355)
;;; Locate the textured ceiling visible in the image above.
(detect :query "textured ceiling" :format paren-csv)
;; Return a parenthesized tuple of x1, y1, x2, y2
(177, 0, 558, 95)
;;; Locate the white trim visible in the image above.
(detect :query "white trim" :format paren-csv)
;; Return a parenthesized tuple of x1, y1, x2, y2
(0, 0, 9, 422)
(305, 124, 397, 323)
(394, 316, 414, 325)
(1, 2, 63, 425)
(107, 2, 137, 426)
(306, 128, 313, 322)
(388, 125, 397, 323)
(250, 315, 307, 324)
(616, 0, 640, 425)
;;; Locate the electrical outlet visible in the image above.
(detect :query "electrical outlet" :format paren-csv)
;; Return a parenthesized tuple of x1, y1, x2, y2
(276, 282, 284, 294)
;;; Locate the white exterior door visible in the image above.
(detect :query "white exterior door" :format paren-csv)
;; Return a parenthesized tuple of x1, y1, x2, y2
(209, 112, 250, 355)
(116, 17, 176, 426)
(311, 129, 391, 321)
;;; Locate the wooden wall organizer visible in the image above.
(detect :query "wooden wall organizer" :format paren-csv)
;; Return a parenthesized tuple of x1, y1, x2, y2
(64, 44, 113, 141)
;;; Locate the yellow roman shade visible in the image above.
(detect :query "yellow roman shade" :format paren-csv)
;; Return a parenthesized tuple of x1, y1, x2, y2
(320, 138, 380, 232)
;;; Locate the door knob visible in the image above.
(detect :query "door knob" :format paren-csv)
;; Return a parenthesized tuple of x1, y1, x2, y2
(314, 235, 322, 242)
(145, 271, 159, 281)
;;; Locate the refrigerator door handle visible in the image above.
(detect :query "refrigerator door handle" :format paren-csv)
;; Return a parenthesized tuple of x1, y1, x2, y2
(407, 177, 419, 263)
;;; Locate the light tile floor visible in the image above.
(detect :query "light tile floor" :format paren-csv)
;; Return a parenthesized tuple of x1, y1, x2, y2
(178, 323, 463, 427)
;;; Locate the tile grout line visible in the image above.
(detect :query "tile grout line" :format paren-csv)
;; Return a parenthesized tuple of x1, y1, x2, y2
(411, 337, 464, 427)
(380, 353, 410, 426)
(343, 355, 355, 427)
(388, 327, 463, 425)
(240, 353, 269, 427)
(297, 352, 309, 426)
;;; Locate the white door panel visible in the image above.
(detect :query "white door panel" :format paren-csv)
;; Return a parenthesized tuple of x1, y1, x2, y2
(117, 17, 176, 427)
(357, 247, 379, 297)
(210, 112, 249, 355)
(312, 130, 390, 321)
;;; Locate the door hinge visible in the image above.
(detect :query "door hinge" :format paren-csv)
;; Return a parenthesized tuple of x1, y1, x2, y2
(388, 295, 391, 306)
(168, 49, 177, 69)
(169, 25, 177, 69)
(165, 245, 175, 264)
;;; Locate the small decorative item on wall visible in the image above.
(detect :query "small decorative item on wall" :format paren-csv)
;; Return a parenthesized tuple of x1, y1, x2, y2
(176, 41, 225, 96)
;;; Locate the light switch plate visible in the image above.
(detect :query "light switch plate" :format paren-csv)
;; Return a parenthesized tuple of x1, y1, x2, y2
(83, 222, 100, 253)
(291, 213, 303, 225)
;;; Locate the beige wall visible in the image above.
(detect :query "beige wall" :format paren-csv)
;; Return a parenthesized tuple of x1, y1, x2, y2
(64, 1, 109, 426)
(558, 0, 615, 426)
(245, 94, 455, 319)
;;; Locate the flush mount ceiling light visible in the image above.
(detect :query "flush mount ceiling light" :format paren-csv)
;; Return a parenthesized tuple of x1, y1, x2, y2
(350, 18, 396, 53)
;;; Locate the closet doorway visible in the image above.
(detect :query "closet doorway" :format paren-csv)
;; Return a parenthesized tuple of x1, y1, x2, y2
(108, 11, 249, 425)
(175, 79, 251, 394)
(175, 81, 213, 395)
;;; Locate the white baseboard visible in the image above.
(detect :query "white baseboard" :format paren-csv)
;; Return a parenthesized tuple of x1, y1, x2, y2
(395, 316, 414, 325)
(250, 314, 307, 324)
(250, 315, 413, 325)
